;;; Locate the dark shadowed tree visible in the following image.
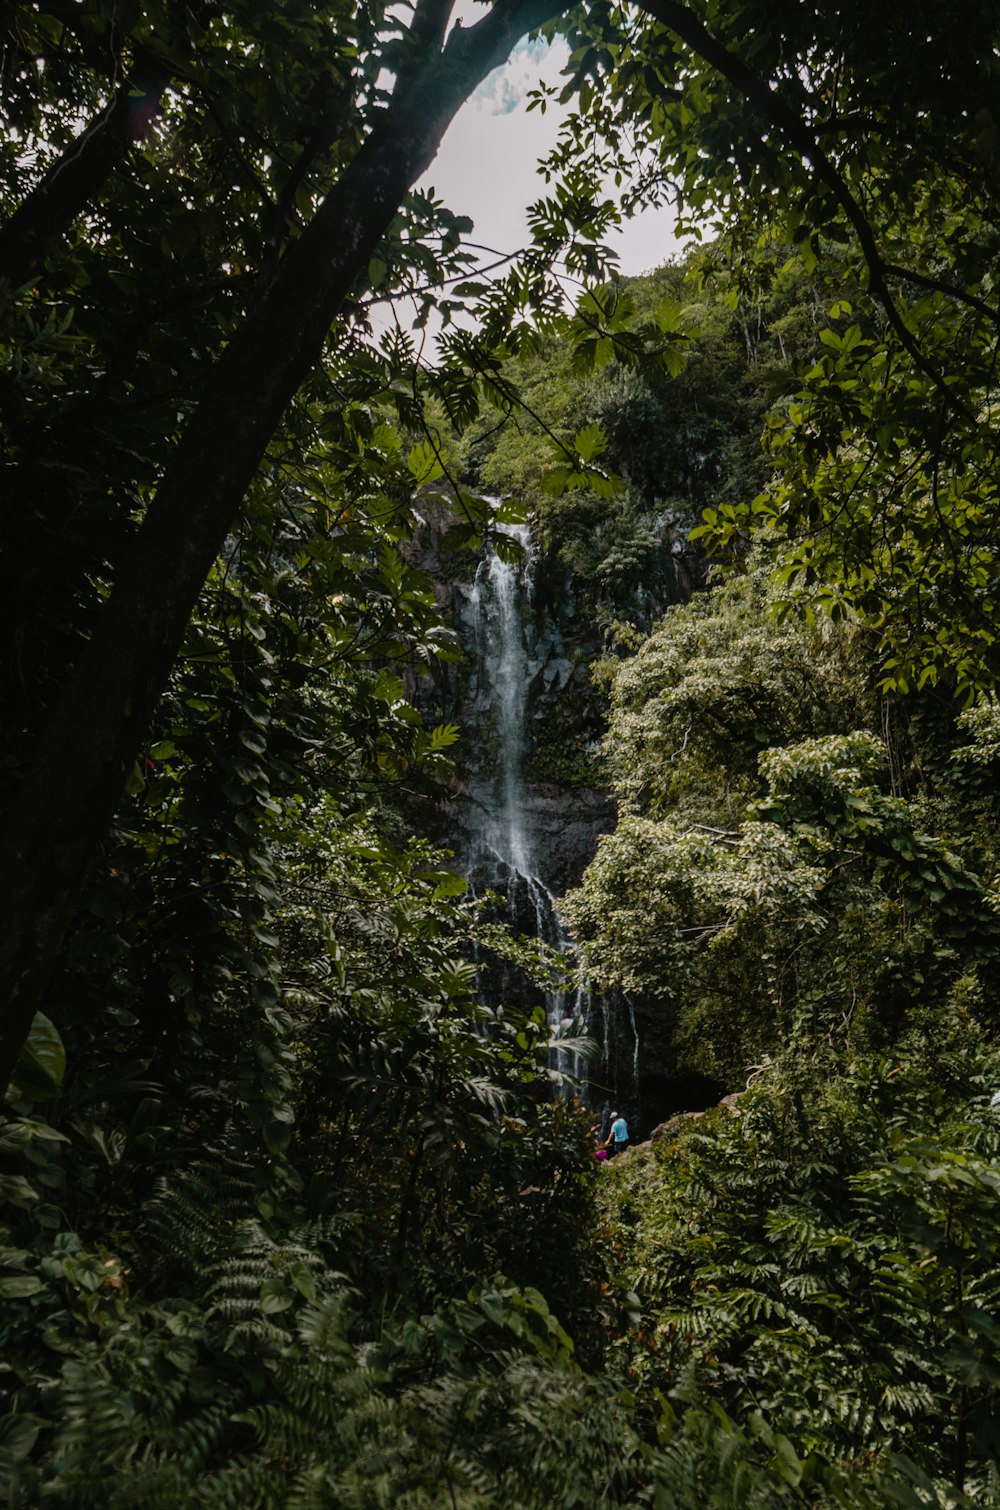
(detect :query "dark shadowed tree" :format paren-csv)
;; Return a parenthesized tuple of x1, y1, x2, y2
(0, 0, 572, 1086)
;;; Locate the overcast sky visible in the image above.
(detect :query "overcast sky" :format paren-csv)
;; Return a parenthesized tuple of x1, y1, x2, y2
(415, 32, 681, 280)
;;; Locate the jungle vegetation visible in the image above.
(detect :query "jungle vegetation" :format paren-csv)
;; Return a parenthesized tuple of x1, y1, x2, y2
(3, 0, 1000, 1503)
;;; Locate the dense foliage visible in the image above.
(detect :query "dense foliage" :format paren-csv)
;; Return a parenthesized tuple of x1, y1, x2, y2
(566, 574, 1000, 1085)
(546, 0, 1000, 696)
(452, 252, 807, 619)
(5, 0, 1000, 1503)
(598, 1023, 1000, 1506)
(0, 514, 614, 1499)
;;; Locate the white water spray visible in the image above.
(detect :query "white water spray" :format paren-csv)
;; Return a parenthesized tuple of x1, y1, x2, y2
(461, 526, 593, 1083)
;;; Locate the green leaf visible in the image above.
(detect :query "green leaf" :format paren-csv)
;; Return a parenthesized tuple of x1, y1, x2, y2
(0, 1414, 42, 1490)
(287, 1262, 317, 1302)
(539, 464, 576, 498)
(260, 1276, 294, 1314)
(428, 723, 460, 751)
(0, 1275, 45, 1299)
(440, 522, 482, 551)
(772, 1433, 803, 1486)
(407, 442, 445, 487)
(573, 423, 607, 463)
(11, 1013, 66, 1101)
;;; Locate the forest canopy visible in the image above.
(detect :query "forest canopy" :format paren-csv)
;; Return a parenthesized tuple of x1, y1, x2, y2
(3, 0, 1000, 1503)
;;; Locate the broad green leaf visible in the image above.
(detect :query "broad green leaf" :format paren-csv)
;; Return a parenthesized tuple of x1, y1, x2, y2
(11, 1013, 66, 1101)
(406, 442, 445, 487)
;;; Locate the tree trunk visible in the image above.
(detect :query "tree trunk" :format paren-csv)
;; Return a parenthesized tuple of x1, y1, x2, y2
(0, 0, 569, 1092)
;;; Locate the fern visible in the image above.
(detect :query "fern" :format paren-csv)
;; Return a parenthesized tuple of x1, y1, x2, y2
(142, 1141, 258, 1276)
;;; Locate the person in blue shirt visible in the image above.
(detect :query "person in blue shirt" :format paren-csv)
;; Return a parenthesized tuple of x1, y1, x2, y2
(604, 1111, 630, 1158)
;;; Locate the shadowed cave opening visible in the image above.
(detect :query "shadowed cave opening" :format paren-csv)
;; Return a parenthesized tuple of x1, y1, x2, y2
(639, 1068, 726, 1135)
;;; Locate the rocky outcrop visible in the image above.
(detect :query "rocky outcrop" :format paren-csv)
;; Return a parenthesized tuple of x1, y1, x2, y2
(404, 497, 614, 894)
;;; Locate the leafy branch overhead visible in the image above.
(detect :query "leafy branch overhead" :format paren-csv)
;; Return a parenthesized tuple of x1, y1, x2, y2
(541, 0, 1000, 696)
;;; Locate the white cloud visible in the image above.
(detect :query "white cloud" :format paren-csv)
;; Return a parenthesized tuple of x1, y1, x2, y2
(472, 35, 560, 115)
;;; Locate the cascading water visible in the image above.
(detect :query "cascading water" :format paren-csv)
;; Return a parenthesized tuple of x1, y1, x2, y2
(465, 524, 535, 885)
(459, 524, 627, 1091)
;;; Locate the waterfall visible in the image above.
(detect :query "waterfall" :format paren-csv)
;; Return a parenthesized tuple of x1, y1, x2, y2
(460, 525, 596, 1086)
(404, 507, 646, 1135)
(465, 524, 535, 882)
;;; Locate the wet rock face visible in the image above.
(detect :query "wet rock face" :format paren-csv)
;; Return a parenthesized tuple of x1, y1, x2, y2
(409, 515, 614, 893)
(527, 785, 615, 894)
(413, 545, 606, 747)
(432, 782, 614, 900)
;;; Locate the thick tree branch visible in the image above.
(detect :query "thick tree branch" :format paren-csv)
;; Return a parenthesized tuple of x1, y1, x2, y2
(880, 262, 1000, 329)
(0, 55, 170, 291)
(0, 0, 572, 1092)
(411, 0, 456, 54)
